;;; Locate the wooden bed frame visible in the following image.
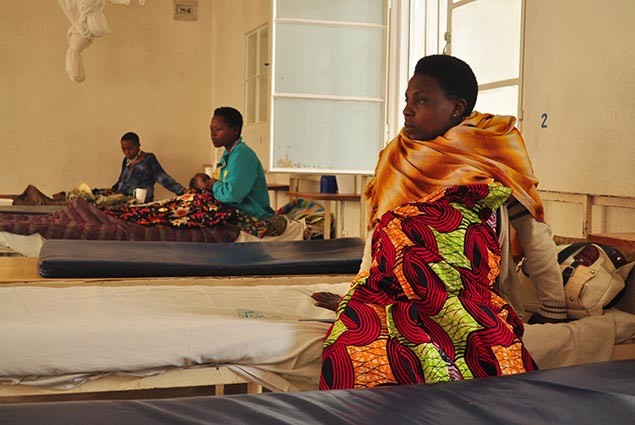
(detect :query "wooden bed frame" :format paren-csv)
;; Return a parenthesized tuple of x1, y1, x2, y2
(0, 365, 261, 403)
(2, 344, 633, 404)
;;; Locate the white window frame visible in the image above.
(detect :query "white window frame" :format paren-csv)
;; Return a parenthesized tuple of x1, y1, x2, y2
(244, 24, 270, 125)
(268, 0, 389, 175)
(386, 0, 447, 139)
(445, 0, 525, 126)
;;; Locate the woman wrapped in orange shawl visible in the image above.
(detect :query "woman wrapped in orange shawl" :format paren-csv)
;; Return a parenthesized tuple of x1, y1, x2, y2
(366, 112, 544, 227)
(317, 55, 566, 391)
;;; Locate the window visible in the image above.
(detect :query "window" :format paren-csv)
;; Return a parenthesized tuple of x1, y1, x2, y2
(265, 0, 522, 174)
(269, 0, 388, 174)
(245, 24, 269, 125)
(446, 0, 524, 119)
(386, 0, 447, 138)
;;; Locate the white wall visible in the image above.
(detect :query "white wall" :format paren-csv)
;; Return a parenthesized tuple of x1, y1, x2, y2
(523, 0, 635, 236)
(1, 0, 632, 238)
(1, 0, 215, 199)
(210, 0, 271, 166)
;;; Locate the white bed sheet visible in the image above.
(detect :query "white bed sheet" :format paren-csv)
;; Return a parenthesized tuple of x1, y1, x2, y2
(0, 281, 633, 393)
(0, 282, 349, 391)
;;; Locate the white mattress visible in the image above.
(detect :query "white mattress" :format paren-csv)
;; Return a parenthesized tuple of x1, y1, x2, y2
(0, 281, 633, 392)
(0, 281, 350, 391)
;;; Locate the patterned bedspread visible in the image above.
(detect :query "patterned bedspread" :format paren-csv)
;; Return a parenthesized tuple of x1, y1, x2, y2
(0, 197, 240, 243)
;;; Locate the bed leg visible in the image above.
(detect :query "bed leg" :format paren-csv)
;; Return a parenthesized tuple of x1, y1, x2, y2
(247, 382, 263, 394)
(214, 384, 225, 395)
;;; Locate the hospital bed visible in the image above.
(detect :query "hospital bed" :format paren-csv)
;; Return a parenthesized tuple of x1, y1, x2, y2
(0, 281, 633, 403)
(1, 360, 634, 424)
(0, 195, 309, 257)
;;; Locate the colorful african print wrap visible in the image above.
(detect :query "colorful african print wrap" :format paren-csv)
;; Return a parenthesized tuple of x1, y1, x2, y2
(320, 184, 536, 390)
(365, 112, 544, 228)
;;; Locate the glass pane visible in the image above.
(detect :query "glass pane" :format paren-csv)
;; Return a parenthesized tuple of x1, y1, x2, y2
(258, 27, 269, 74)
(258, 74, 268, 121)
(474, 85, 519, 118)
(451, 0, 521, 84)
(246, 32, 257, 79)
(275, 23, 384, 98)
(277, 0, 384, 25)
(272, 98, 382, 171)
(246, 79, 257, 123)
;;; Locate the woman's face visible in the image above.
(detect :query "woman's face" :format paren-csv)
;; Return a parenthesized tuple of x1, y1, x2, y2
(120, 139, 140, 160)
(403, 73, 464, 141)
(210, 116, 240, 149)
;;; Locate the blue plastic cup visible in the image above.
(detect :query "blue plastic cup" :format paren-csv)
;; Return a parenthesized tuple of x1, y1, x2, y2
(320, 175, 338, 193)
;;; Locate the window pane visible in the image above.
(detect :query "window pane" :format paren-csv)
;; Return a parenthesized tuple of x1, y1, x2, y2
(277, 0, 384, 24)
(246, 79, 257, 123)
(275, 23, 384, 98)
(258, 74, 268, 121)
(258, 27, 269, 74)
(451, 0, 521, 84)
(246, 32, 258, 79)
(475, 85, 519, 118)
(272, 98, 382, 172)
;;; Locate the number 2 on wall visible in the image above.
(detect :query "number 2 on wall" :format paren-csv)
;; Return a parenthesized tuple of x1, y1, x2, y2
(541, 113, 548, 128)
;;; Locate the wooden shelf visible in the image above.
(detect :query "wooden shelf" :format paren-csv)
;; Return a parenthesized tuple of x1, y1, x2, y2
(286, 191, 360, 202)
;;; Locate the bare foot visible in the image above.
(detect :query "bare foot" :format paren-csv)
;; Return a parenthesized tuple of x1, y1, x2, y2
(311, 292, 342, 312)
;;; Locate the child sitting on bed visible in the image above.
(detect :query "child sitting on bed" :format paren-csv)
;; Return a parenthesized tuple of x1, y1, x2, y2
(111, 132, 186, 203)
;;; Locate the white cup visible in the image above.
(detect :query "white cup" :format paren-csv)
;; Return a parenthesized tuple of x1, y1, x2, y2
(133, 188, 148, 204)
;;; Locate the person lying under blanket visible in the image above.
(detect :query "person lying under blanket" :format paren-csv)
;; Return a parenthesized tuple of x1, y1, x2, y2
(1, 183, 129, 207)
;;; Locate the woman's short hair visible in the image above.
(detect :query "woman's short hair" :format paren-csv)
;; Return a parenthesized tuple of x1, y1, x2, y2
(414, 55, 478, 116)
(214, 107, 243, 134)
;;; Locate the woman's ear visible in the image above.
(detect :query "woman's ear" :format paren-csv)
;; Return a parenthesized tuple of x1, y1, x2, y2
(453, 98, 467, 118)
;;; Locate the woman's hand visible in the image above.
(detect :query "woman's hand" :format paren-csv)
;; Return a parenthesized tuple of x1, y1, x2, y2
(311, 292, 342, 312)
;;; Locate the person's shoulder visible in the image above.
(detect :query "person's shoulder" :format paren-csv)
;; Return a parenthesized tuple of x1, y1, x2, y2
(142, 152, 159, 162)
(234, 141, 258, 157)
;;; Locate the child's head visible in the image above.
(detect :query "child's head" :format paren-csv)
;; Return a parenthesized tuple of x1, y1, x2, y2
(120, 132, 141, 160)
(189, 173, 213, 191)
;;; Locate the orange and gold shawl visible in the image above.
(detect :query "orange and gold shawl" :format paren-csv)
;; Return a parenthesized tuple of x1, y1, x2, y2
(366, 112, 544, 227)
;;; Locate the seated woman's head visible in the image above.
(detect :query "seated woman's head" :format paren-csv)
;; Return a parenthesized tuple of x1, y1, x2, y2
(189, 173, 213, 191)
(210, 107, 243, 149)
(403, 55, 478, 141)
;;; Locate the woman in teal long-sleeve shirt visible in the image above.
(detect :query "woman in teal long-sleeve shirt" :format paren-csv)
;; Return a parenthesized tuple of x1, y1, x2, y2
(209, 107, 274, 220)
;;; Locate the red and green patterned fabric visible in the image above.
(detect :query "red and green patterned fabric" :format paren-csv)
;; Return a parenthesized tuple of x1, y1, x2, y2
(320, 184, 535, 390)
(103, 190, 285, 238)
